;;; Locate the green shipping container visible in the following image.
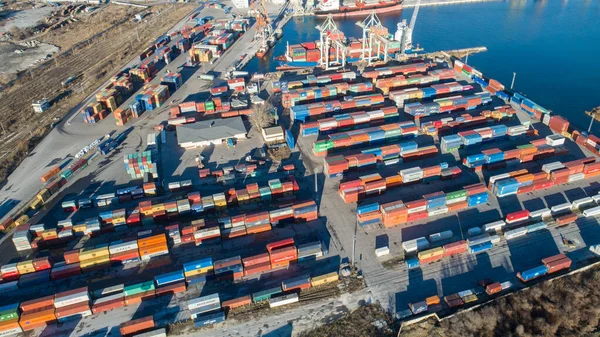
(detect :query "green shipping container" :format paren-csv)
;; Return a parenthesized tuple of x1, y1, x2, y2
(252, 286, 282, 303)
(124, 281, 155, 296)
(205, 101, 215, 110)
(0, 303, 19, 322)
(446, 190, 467, 200)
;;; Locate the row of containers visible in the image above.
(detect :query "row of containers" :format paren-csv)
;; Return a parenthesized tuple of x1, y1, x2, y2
(124, 151, 159, 180)
(440, 122, 533, 154)
(299, 106, 398, 137)
(361, 62, 435, 81)
(403, 92, 493, 117)
(401, 198, 589, 271)
(375, 67, 457, 95)
(0, 134, 127, 234)
(312, 121, 419, 156)
(462, 135, 568, 170)
(488, 157, 600, 197)
(323, 140, 438, 177)
(8, 197, 317, 252)
(0, 257, 337, 335)
(406, 278, 514, 316)
(517, 254, 573, 282)
(572, 131, 600, 156)
(282, 81, 370, 108)
(355, 183, 488, 228)
(2, 234, 327, 293)
(419, 105, 517, 137)
(82, 74, 132, 123)
(116, 84, 171, 126)
(290, 93, 385, 122)
(337, 163, 462, 203)
(453, 58, 573, 137)
(282, 71, 357, 90)
(389, 81, 473, 107)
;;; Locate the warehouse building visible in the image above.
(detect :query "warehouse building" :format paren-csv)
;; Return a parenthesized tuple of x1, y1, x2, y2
(177, 116, 247, 148)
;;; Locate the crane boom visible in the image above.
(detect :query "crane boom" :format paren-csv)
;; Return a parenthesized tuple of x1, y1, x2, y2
(408, 0, 420, 33)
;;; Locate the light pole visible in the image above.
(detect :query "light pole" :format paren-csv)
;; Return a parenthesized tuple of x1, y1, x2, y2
(588, 111, 596, 133)
(351, 218, 358, 266)
(511, 72, 516, 90)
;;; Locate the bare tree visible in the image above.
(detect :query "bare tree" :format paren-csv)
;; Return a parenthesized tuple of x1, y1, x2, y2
(249, 102, 274, 131)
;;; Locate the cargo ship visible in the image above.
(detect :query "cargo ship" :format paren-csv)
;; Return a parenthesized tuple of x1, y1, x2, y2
(314, 0, 403, 17)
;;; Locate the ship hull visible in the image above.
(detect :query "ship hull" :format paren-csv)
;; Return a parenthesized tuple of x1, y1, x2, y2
(315, 2, 402, 17)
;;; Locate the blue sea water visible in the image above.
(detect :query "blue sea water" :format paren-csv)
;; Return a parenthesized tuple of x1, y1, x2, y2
(244, 0, 600, 133)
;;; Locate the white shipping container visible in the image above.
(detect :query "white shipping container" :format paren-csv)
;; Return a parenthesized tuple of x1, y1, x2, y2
(568, 173, 585, 183)
(542, 162, 564, 174)
(500, 281, 513, 290)
(269, 293, 298, 308)
(401, 237, 429, 253)
(551, 203, 572, 214)
(446, 196, 467, 205)
(503, 227, 528, 240)
(375, 247, 389, 257)
(0, 263, 18, 273)
(0, 327, 23, 336)
(583, 206, 600, 217)
(140, 250, 169, 260)
(572, 197, 594, 209)
(54, 293, 90, 308)
(109, 241, 138, 254)
(194, 228, 221, 239)
(429, 230, 453, 242)
(593, 194, 600, 204)
(483, 220, 505, 233)
(428, 206, 449, 217)
(405, 205, 426, 214)
(467, 233, 491, 246)
(489, 173, 511, 185)
(458, 289, 473, 298)
(188, 294, 220, 310)
(489, 235, 501, 244)
(546, 134, 565, 146)
(529, 208, 551, 219)
(542, 113, 551, 125)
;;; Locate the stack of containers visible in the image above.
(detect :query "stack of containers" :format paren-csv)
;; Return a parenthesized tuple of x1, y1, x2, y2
(188, 294, 221, 320)
(242, 253, 271, 276)
(193, 226, 221, 246)
(299, 106, 399, 136)
(292, 201, 318, 222)
(18, 296, 56, 332)
(78, 246, 110, 271)
(138, 234, 168, 261)
(389, 82, 471, 106)
(362, 62, 431, 80)
(183, 258, 213, 283)
(109, 239, 140, 264)
(290, 94, 384, 122)
(12, 227, 31, 251)
(124, 151, 158, 179)
(124, 281, 155, 305)
(54, 287, 92, 322)
(0, 303, 22, 336)
(404, 92, 492, 117)
(51, 261, 81, 280)
(166, 224, 182, 245)
(268, 239, 297, 270)
(313, 121, 418, 156)
(135, 84, 170, 111)
(377, 68, 456, 95)
(160, 73, 183, 93)
(213, 256, 243, 280)
(282, 82, 354, 108)
(284, 71, 356, 89)
(92, 289, 125, 314)
(282, 275, 311, 291)
(95, 88, 122, 112)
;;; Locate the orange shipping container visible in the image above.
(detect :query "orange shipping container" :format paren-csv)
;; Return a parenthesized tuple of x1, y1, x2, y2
(19, 306, 56, 329)
(221, 295, 252, 309)
(20, 295, 56, 312)
(139, 242, 168, 256)
(138, 234, 166, 247)
(120, 316, 155, 336)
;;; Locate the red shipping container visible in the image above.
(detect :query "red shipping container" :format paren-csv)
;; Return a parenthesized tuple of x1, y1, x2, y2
(92, 298, 125, 314)
(64, 250, 80, 264)
(156, 282, 186, 296)
(506, 210, 530, 222)
(443, 240, 467, 257)
(243, 261, 271, 276)
(517, 185, 535, 194)
(407, 211, 428, 222)
(543, 255, 572, 274)
(270, 246, 298, 263)
(242, 253, 270, 267)
(548, 116, 569, 134)
(55, 302, 91, 319)
(32, 257, 52, 271)
(120, 316, 155, 336)
(485, 282, 502, 295)
(267, 238, 295, 253)
(556, 213, 577, 226)
(20, 295, 55, 312)
(222, 295, 252, 309)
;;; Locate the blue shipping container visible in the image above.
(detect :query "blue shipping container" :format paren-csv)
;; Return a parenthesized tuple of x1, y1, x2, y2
(519, 265, 548, 281)
(184, 258, 213, 272)
(468, 241, 493, 254)
(406, 257, 420, 269)
(155, 270, 185, 286)
(194, 311, 225, 328)
(357, 203, 380, 215)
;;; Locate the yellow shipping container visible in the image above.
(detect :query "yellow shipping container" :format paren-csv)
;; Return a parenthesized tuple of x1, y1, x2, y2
(112, 217, 126, 224)
(80, 256, 111, 269)
(29, 198, 44, 210)
(417, 247, 445, 260)
(14, 214, 29, 227)
(463, 294, 478, 303)
(79, 247, 110, 260)
(152, 204, 165, 212)
(183, 267, 213, 277)
(73, 224, 87, 232)
(191, 219, 205, 227)
(41, 230, 58, 239)
(436, 100, 453, 108)
(17, 260, 35, 274)
(310, 272, 339, 287)
(214, 200, 227, 207)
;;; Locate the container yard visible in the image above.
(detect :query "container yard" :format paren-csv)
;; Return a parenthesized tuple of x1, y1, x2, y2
(0, 3, 600, 337)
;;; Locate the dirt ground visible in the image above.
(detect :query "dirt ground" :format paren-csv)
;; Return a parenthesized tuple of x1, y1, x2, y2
(0, 3, 196, 184)
(299, 304, 398, 337)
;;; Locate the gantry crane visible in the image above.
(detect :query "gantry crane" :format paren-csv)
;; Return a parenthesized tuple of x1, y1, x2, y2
(316, 14, 347, 70)
(249, 0, 272, 49)
(357, 11, 393, 65)
(395, 0, 421, 55)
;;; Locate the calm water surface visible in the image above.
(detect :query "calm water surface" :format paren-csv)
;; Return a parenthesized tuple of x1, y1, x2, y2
(244, 0, 600, 132)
